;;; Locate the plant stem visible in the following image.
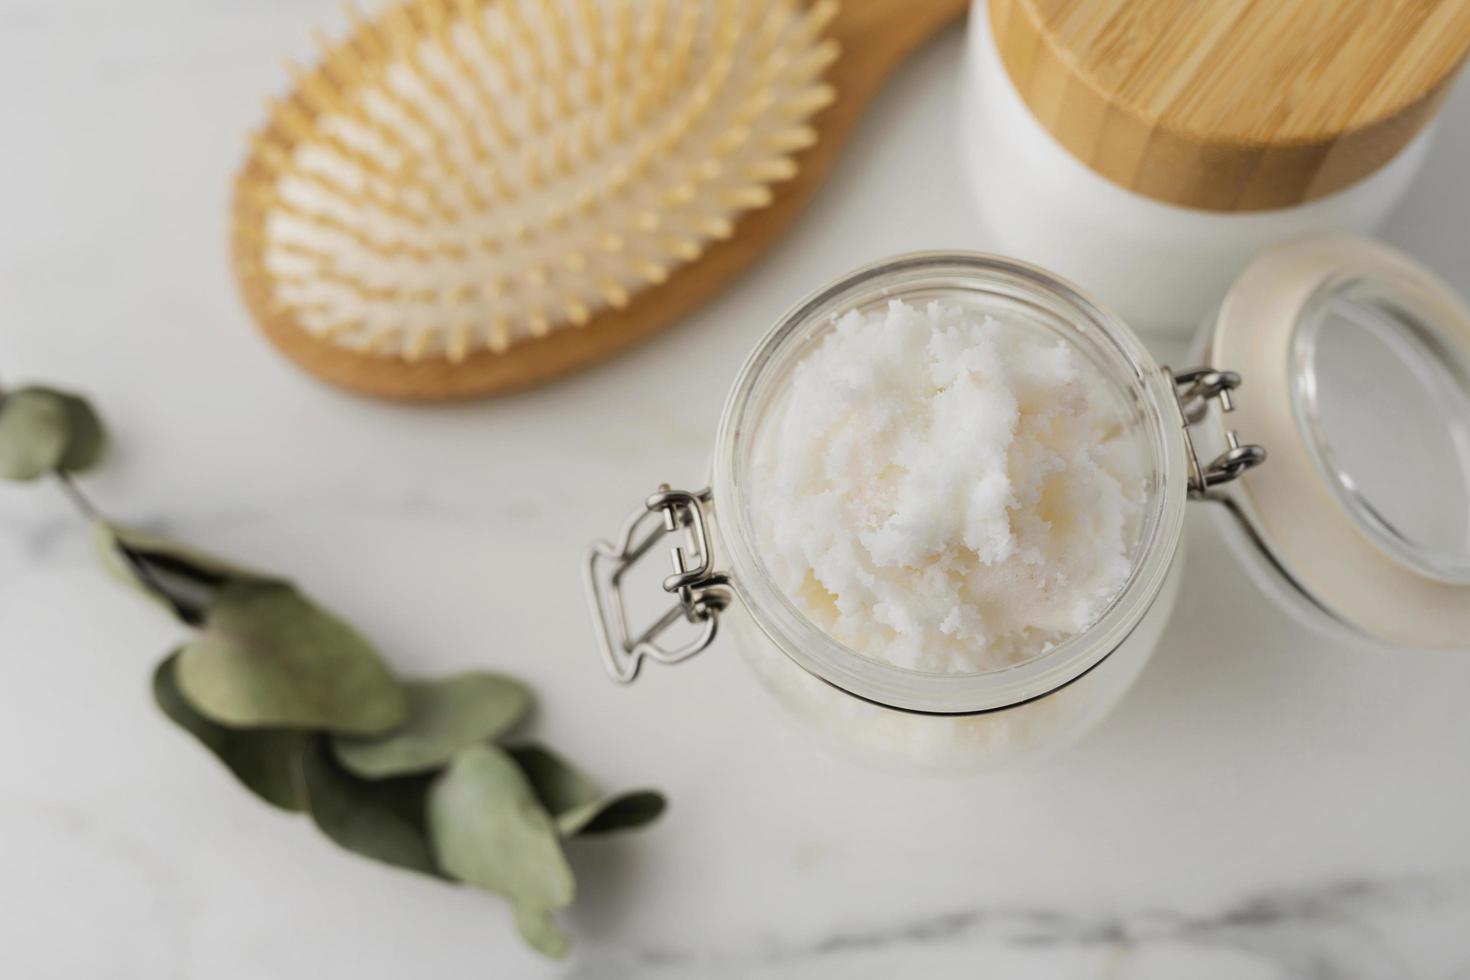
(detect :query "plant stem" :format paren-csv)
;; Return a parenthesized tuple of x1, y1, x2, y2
(54, 471, 100, 520)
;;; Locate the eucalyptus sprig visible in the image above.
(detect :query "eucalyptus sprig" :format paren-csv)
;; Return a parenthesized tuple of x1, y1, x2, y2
(0, 381, 664, 959)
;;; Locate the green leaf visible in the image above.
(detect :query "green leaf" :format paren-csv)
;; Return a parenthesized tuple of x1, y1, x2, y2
(95, 522, 269, 590)
(508, 744, 600, 815)
(0, 388, 67, 480)
(558, 790, 667, 837)
(152, 651, 308, 811)
(298, 737, 442, 879)
(514, 903, 572, 960)
(94, 522, 274, 625)
(0, 386, 106, 480)
(427, 744, 574, 913)
(332, 673, 532, 779)
(176, 580, 406, 735)
(510, 743, 667, 837)
(54, 390, 105, 472)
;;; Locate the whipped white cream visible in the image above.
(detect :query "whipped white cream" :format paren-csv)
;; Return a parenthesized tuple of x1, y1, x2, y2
(749, 299, 1146, 673)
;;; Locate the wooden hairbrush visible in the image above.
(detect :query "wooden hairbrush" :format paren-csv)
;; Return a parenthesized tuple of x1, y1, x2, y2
(232, 0, 967, 400)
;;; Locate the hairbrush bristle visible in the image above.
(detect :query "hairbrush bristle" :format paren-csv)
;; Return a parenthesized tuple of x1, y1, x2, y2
(234, 0, 840, 363)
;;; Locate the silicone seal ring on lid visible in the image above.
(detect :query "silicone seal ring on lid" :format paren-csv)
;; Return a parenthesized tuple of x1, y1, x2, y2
(1210, 234, 1470, 651)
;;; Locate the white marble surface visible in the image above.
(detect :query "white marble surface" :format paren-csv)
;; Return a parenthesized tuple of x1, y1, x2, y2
(4, 2, 1470, 977)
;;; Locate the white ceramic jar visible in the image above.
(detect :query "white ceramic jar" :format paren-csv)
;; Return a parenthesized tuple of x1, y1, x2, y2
(586, 240, 1470, 772)
(961, 0, 1467, 334)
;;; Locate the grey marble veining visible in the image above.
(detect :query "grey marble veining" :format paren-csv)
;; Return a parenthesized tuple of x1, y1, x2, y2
(574, 877, 1470, 980)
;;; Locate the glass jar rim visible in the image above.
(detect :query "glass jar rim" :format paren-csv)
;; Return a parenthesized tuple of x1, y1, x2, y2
(710, 251, 1189, 715)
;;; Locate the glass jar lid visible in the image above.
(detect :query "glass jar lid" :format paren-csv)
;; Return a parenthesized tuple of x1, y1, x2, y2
(1209, 235, 1470, 650)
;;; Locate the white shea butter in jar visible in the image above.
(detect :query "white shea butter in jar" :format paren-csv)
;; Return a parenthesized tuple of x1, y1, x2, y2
(748, 299, 1147, 675)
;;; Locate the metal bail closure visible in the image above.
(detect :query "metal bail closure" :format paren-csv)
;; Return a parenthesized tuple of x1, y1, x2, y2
(1170, 366, 1268, 497)
(585, 485, 732, 683)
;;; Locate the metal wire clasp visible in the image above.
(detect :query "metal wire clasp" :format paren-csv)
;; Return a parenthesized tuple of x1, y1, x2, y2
(585, 485, 731, 683)
(1170, 366, 1268, 496)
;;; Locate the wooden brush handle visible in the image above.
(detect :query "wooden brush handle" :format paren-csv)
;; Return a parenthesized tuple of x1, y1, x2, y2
(830, 0, 971, 75)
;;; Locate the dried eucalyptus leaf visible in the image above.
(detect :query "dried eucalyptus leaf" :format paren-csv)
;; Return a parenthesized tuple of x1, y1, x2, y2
(332, 673, 532, 779)
(54, 390, 105, 472)
(94, 522, 274, 625)
(176, 580, 407, 735)
(510, 743, 666, 837)
(509, 744, 601, 814)
(95, 522, 270, 590)
(0, 387, 105, 480)
(557, 790, 666, 837)
(514, 903, 572, 960)
(427, 744, 574, 913)
(152, 651, 308, 811)
(298, 738, 442, 879)
(0, 388, 69, 480)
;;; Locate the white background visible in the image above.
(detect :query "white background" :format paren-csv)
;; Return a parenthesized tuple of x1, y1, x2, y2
(3, 2, 1470, 977)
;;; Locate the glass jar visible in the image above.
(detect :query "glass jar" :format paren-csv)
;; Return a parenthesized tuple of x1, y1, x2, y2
(590, 253, 1203, 770)
(586, 240, 1470, 771)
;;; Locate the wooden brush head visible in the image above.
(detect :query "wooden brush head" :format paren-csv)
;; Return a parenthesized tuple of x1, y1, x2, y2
(233, 0, 846, 398)
(990, 0, 1470, 211)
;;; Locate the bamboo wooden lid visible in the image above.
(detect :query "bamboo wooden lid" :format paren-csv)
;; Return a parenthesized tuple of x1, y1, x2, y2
(989, 0, 1470, 211)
